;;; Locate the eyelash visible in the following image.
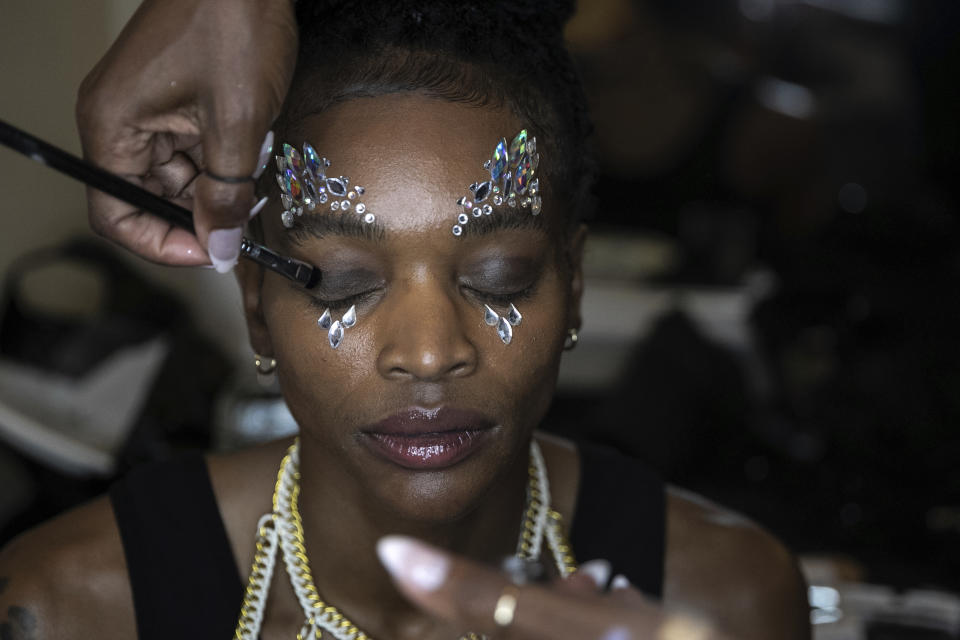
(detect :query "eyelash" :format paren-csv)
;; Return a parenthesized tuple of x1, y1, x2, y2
(306, 283, 536, 313)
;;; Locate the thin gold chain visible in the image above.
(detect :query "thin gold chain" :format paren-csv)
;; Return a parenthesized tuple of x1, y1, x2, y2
(236, 442, 577, 639)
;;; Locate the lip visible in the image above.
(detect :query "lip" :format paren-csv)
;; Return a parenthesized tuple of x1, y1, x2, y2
(360, 407, 496, 470)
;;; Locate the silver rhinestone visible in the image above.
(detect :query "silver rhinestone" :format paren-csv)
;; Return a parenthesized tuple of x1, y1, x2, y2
(328, 321, 344, 349)
(281, 210, 294, 228)
(281, 194, 293, 210)
(341, 305, 357, 329)
(330, 201, 340, 211)
(363, 213, 376, 224)
(318, 193, 328, 203)
(521, 197, 532, 208)
(529, 178, 539, 196)
(497, 317, 513, 345)
(356, 203, 366, 214)
(532, 196, 542, 215)
(482, 204, 493, 215)
(506, 304, 522, 326)
(348, 190, 357, 199)
(493, 195, 503, 206)
(356, 185, 365, 194)
(484, 305, 499, 326)
(317, 308, 332, 330)
(275, 156, 287, 173)
(452, 225, 463, 236)
(472, 207, 482, 217)
(458, 213, 469, 224)
(508, 196, 517, 208)
(341, 200, 351, 210)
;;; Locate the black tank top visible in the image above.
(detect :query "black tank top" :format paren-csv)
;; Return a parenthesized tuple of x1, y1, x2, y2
(110, 442, 666, 640)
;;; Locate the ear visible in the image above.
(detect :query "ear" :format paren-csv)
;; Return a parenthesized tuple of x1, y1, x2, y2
(566, 224, 588, 332)
(235, 258, 274, 358)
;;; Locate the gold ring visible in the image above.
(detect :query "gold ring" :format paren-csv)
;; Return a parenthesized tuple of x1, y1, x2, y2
(493, 584, 520, 627)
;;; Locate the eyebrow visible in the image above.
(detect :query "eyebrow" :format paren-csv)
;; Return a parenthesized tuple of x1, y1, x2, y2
(285, 207, 549, 244)
(288, 210, 387, 244)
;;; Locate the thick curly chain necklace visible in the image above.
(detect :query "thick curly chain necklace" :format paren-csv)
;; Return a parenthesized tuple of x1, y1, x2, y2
(234, 439, 577, 640)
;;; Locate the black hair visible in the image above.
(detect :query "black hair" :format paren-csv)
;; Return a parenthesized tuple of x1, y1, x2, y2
(277, 0, 596, 232)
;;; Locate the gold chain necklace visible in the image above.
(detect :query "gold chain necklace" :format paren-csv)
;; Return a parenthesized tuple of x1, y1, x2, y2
(234, 439, 577, 639)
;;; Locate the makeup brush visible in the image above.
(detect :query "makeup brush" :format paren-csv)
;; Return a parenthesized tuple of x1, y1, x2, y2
(0, 118, 320, 289)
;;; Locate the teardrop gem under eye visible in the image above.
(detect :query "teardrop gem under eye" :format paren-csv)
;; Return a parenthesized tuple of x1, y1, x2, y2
(497, 316, 513, 345)
(341, 305, 357, 329)
(328, 320, 344, 349)
(484, 304, 499, 326)
(317, 308, 332, 330)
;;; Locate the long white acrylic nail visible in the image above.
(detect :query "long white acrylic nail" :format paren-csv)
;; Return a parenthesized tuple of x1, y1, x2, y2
(599, 626, 633, 640)
(249, 196, 269, 219)
(578, 559, 612, 590)
(611, 574, 631, 591)
(377, 536, 449, 592)
(208, 226, 243, 273)
(252, 130, 275, 179)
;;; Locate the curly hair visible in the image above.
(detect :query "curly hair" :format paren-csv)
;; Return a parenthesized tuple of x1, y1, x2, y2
(276, 0, 595, 230)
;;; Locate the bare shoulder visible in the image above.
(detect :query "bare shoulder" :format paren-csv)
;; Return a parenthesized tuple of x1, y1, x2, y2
(0, 496, 134, 640)
(664, 487, 810, 640)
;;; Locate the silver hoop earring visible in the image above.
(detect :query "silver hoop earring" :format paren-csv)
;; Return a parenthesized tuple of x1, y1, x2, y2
(483, 303, 522, 345)
(563, 328, 579, 351)
(318, 305, 357, 349)
(254, 354, 277, 374)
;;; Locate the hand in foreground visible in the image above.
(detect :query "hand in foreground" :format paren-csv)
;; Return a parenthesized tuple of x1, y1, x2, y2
(76, 0, 298, 271)
(377, 536, 734, 640)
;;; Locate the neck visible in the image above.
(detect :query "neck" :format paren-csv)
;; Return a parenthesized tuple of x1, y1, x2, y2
(293, 432, 532, 635)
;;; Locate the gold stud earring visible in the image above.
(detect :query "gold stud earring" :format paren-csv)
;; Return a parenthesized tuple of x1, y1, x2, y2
(254, 354, 277, 375)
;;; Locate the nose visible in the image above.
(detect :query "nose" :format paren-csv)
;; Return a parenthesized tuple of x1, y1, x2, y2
(376, 278, 478, 382)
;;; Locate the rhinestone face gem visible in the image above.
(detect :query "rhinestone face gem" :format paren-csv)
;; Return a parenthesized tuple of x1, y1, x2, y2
(281, 210, 294, 228)
(458, 213, 469, 224)
(472, 207, 482, 217)
(283, 144, 303, 173)
(497, 316, 513, 345)
(355, 203, 366, 214)
(363, 213, 375, 224)
(330, 201, 340, 211)
(303, 143, 324, 178)
(348, 191, 357, 200)
(474, 181, 492, 202)
(514, 154, 532, 194)
(484, 305, 499, 326)
(482, 204, 493, 215)
(509, 130, 527, 167)
(326, 177, 347, 197)
(303, 175, 319, 201)
(355, 186, 365, 195)
(341, 305, 357, 329)
(506, 304, 523, 326)
(531, 196, 542, 215)
(529, 178, 539, 196)
(490, 139, 508, 181)
(493, 195, 504, 206)
(341, 200, 351, 210)
(521, 197, 532, 208)
(318, 192, 328, 204)
(317, 308, 332, 330)
(452, 225, 463, 236)
(328, 321, 344, 349)
(281, 194, 293, 210)
(284, 168, 302, 200)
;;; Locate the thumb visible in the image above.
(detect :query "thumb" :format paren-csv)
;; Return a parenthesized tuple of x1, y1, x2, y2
(194, 110, 274, 272)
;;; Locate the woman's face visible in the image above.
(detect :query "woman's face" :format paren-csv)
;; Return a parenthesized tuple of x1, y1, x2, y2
(241, 93, 584, 522)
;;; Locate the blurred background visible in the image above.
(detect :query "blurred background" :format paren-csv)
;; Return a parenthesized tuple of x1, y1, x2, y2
(0, 0, 958, 636)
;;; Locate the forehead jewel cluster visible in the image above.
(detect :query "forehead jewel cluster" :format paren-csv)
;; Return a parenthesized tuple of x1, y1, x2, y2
(274, 142, 373, 228)
(452, 129, 541, 237)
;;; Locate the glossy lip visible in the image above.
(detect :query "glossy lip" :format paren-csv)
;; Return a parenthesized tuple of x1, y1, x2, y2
(360, 407, 497, 470)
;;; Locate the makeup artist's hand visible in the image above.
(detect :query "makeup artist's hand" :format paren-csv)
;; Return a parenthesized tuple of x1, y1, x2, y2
(76, 0, 297, 271)
(377, 536, 736, 640)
